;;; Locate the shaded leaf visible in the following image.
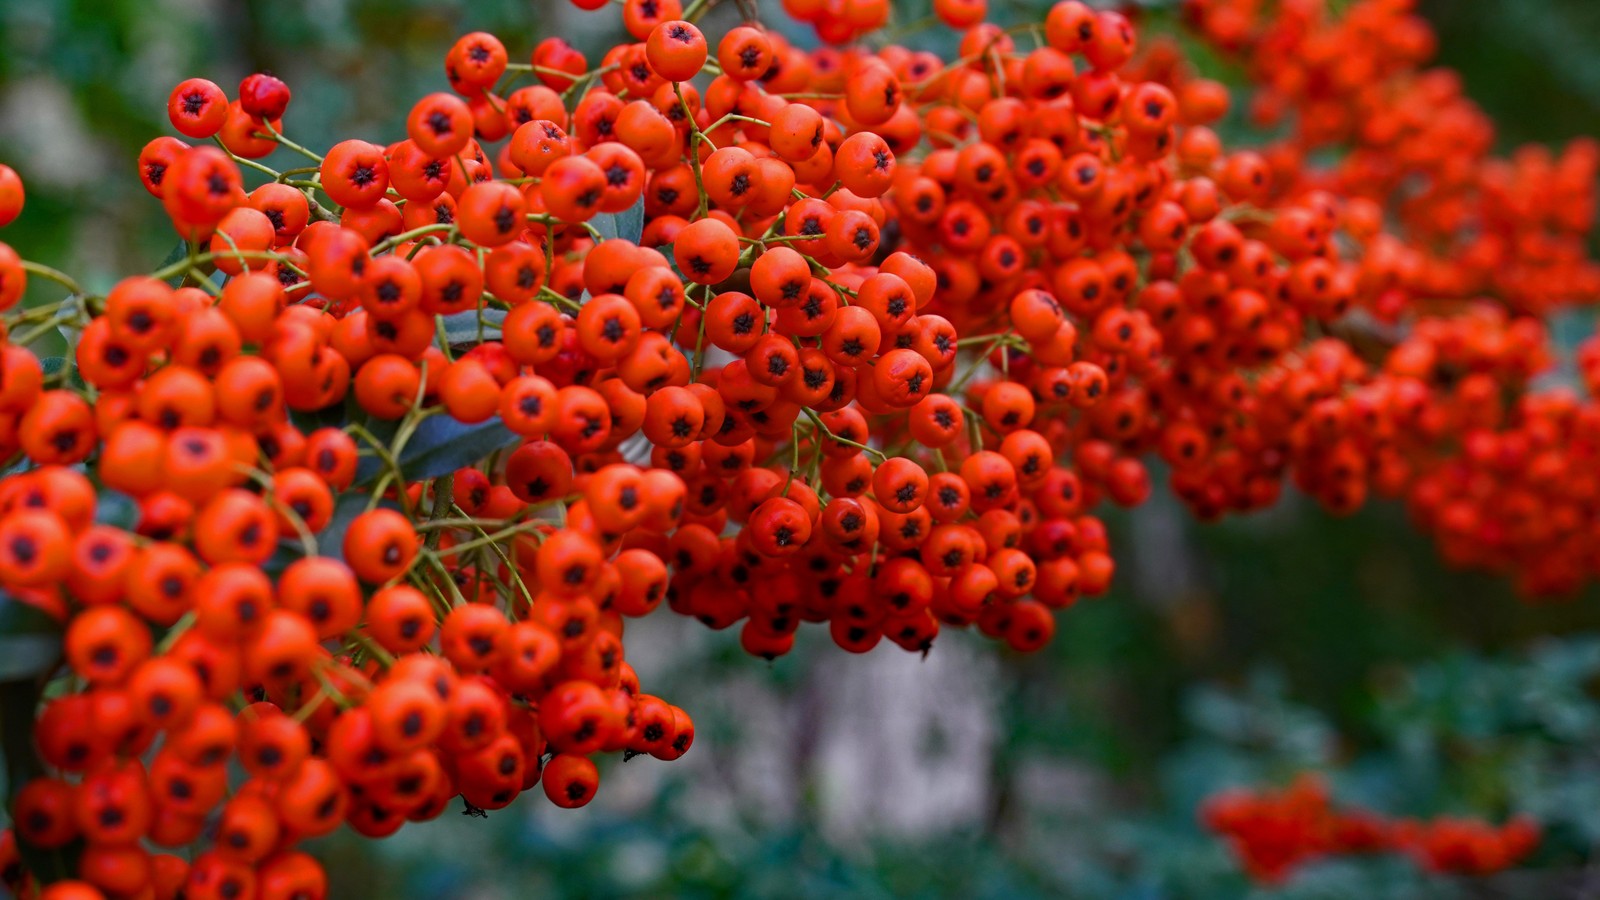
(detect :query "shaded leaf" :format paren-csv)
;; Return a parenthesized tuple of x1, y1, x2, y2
(661, 244, 686, 282)
(0, 592, 62, 683)
(156, 240, 190, 288)
(260, 542, 299, 578)
(288, 395, 357, 434)
(351, 417, 400, 485)
(2, 678, 81, 885)
(395, 415, 519, 481)
(94, 489, 139, 530)
(355, 415, 518, 486)
(441, 308, 508, 345)
(57, 322, 81, 349)
(592, 197, 645, 245)
(38, 355, 87, 392)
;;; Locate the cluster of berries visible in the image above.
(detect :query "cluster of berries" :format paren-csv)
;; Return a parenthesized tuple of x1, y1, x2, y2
(0, 0, 1591, 895)
(1169, 0, 1600, 594)
(1202, 775, 1541, 883)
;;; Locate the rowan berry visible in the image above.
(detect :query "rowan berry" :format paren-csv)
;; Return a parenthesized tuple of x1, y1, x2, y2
(673, 217, 741, 285)
(540, 753, 599, 809)
(645, 20, 707, 83)
(167, 78, 228, 139)
(835, 132, 896, 198)
(319, 140, 390, 210)
(457, 181, 527, 247)
(343, 509, 419, 583)
(192, 489, 279, 565)
(0, 164, 23, 228)
(164, 145, 244, 227)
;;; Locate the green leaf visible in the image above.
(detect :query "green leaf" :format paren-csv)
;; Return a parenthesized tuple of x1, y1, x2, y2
(39, 355, 87, 392)
(396, 416, 519, 481)
(0, 591, 66, 885)
(94, 488, 138, 530)
(156, 240, 190, 289)
(592, 197, 645, 245)
(352, 417, 400, 485)
(355, 415, 519, 486)
(288, 395, 357, 434)
(441, 308, 508, 345)
(662, 243, 685, 282)
(2, 678, 80, 886)
(260, 542, 299, 578)
(0, 591, 62, 683)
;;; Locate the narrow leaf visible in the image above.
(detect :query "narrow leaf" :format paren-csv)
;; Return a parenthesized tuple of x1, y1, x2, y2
(94, 489, 138, 530)
(395, 416, 520, 482)
(441, 308, 508, 345)
(355, 415, 519, 486)
(2, 679, 81, 884)
(592, 197, 645, 245)
(156, 240, 191, 288)
(0, 592, 62, 684)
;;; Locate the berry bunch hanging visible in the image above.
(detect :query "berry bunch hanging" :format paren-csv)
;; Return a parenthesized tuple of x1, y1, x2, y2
(0, 0, 1593, 896)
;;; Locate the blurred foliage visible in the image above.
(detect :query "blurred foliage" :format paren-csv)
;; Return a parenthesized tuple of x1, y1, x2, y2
(1420, 0, 1600, 148)
(300, 630, 1600, 899)
(3, 0, 1600, 897)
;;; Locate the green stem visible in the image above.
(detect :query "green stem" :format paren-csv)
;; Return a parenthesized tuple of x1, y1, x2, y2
(418, 550, 468, 606)
(276, 165, 321, 183)
(214, 137, 281, 179)
(149, 250, 286, 282)
(11, 312, 80, 348)
(450, 504, 537, 613)
(802, 408, 887, 462)
(371, 224, 456, 256)
(309, 665, 353, 709)
(17, 261, 83, 296)
(947, 331, 1015, 394)
(434, 519, 548, 558)
(261, 121, 323, 163)
(683, 0, 718, 22)
(235, 465, 318, 556)
(346, 630, 396, 668)
(424, 475, 454, 552)
(704, 113, 772, 134)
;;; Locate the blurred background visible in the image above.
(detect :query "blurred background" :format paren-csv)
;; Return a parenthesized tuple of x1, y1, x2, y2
(4, 0, 1600, 896)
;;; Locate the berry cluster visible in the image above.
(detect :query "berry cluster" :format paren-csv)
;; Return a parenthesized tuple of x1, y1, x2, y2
(0, 0, 1591, 896)
(1172, 0, 1600, 594)
(1202, 775, 1541, 883)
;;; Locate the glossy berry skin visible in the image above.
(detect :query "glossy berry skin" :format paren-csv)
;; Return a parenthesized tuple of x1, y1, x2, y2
(238, 72, 291, 121)
(0, 164, 23, 228)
